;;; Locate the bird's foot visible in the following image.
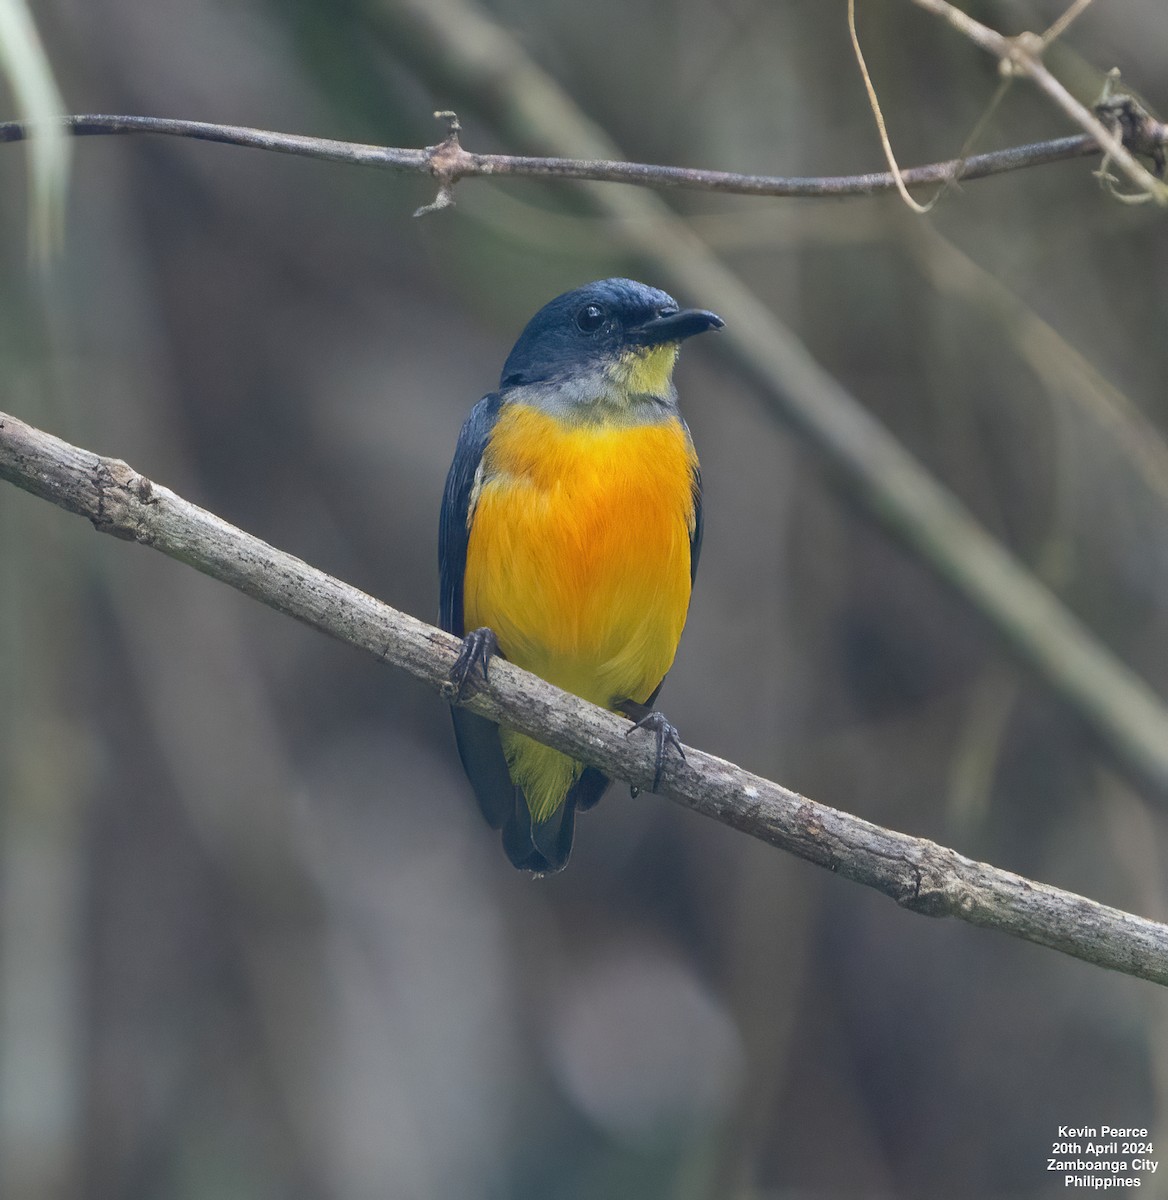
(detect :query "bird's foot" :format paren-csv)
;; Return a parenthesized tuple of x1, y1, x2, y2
(618, 700, 685, 793)
(448, 627, 500, 701)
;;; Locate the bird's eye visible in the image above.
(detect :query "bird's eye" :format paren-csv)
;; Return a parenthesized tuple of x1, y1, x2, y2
(575, 303, 606, 333)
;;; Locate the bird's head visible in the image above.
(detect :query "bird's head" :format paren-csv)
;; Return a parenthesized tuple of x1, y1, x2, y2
(499, 279, 723, 416)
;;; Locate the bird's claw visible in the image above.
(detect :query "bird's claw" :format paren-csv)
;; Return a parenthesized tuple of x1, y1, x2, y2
(449, 627, 499, 701)
(622, 706, 685, 792)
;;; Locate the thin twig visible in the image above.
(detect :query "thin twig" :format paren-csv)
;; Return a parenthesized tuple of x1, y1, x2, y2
(848, 0, 933, 214)
(1042, 0, 1097, 47)
(849, 0, 1017, 216)
(908, 0, 1168, 204)
(0, 112, 1117, 202)
(1, 408, 1166, 986)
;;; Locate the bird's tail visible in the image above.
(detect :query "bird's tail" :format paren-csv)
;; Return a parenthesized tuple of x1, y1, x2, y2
(452, 708, 608, 871)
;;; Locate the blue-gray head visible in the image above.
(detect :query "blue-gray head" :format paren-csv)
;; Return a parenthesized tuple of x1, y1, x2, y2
(499, 279, 723, 405)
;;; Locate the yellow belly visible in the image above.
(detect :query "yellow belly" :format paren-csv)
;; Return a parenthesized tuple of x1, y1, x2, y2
(464, 403, 698, 820)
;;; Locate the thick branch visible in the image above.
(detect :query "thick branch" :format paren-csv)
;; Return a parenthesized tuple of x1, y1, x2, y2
(0, 112, 1125, 201)
(2, 409, 1167, 987)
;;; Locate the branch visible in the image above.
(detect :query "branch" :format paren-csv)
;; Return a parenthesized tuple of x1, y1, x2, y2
(2, 408, 1167, 987)
(0, 111, 1132, 205)
(909, 0, 1168, 204)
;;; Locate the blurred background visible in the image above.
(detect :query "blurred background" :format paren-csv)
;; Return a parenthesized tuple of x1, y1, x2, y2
(1, 0, 1167, 1196)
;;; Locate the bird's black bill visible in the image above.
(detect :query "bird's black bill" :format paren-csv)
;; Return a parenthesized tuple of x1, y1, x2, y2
(631, 308, 725, 347)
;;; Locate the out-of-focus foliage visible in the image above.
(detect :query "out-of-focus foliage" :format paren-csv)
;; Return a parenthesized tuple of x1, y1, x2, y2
(0, 0, 68, 255)
(1, 0, 1166, 1197)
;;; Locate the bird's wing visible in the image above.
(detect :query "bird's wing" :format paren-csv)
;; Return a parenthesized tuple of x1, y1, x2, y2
(689, 459, 704, 587)
(439, 393, 519, 837)
(439, 392, 504, 637)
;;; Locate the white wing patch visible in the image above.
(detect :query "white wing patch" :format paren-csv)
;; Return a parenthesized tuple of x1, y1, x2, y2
(466, 458, 487, 530)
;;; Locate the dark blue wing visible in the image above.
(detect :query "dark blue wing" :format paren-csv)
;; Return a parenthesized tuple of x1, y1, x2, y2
(439, 394, 516, 830)
(439, 392, 504, 637)
(439, 394, 579, 872)
(689, 460, 703, 587)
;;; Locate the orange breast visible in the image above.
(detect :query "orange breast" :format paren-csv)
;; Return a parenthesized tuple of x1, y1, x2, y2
(463, 403, 699, 711)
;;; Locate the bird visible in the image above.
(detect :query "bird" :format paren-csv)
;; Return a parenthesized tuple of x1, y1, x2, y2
(439, 278, 723, 872)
